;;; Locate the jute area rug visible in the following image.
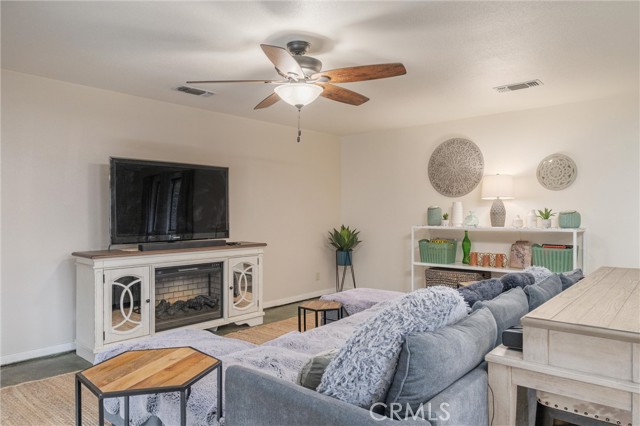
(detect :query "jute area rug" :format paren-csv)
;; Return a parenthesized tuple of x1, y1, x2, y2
(0, 315, 307, 426)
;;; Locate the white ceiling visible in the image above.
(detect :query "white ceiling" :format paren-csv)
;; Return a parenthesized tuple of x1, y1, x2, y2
(2, 1, 638, 136)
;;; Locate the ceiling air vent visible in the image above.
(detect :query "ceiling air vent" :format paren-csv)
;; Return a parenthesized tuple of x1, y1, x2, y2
(494, 79, 543, 93)
(176, 86, 214, 97)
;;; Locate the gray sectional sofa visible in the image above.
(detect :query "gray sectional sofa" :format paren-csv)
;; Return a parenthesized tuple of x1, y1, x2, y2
(225, 268, 584, 426)
(98, 268, 583, 426)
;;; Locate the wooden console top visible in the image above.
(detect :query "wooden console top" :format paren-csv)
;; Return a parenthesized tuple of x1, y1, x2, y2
(72, 242, 267, 259)
(522, 266, 639, 342)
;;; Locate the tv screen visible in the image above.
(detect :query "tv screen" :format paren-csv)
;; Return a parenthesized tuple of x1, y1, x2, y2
(110, 158, 229, 244)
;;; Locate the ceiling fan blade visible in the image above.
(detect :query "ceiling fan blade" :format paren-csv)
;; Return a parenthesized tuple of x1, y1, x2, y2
(260, 44, 305, 80)
(318, 83, 369, 106)
(254, 92, 281, 110)
(312, 63, 406, 83)
(186, 79, 285, 84)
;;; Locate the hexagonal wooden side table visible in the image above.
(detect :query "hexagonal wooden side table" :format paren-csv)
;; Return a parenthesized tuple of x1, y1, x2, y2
(75, 347, 221, 426)
(297, 300, 343, 332)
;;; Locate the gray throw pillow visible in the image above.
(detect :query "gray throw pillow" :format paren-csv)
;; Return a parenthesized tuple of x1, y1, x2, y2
(524, 274, 562, 311)
(458, 278, 503, 307)
(297, 348, 339, 390)
(385, 308, 497, 418)
(473, 287, 528, 346)
(500, 272, 536, 291)
(558, 268, 584, 290)
(317, 287, 469, 408)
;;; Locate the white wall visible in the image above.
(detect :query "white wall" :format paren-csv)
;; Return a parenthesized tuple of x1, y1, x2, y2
(1, 70, 341, 362)
(341, 94, 640, 292)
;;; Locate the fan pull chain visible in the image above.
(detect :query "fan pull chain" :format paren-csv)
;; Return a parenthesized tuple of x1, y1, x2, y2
(297, 106, 302, 143)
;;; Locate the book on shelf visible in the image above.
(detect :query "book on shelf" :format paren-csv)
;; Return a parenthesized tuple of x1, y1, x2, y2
(541, 244, 573, 249)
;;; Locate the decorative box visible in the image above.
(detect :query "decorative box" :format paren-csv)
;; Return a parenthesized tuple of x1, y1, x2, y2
(559, 211, 581, 228)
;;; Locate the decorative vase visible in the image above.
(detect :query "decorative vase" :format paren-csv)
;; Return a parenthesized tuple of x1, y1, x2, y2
(559, 211, 581, 228)
(451, 202, 464, 227)
(464, 211, 479, 227)
(441, 219, 450, 227)
(526, 210, 537, 228)
(512, 215, 524, 228)
(336, 250, 353, 266)
(427, 206, 442, 226)
(462, 231, 471, 264)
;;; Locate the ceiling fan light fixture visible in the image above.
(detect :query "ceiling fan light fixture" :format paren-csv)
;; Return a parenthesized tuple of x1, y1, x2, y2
(274, 83, 323, 108)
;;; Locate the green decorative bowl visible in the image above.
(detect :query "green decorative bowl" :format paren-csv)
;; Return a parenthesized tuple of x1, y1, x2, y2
(559, 211, 581, 228)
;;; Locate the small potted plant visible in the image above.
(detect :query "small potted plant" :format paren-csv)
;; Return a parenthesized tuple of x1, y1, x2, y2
(537, 208, 556, 228)
(441, 213, 450, 227)
(328, 225, 362, 266)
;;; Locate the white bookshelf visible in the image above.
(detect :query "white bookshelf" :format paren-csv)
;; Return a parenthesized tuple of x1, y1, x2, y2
(411, 225, 586, 291)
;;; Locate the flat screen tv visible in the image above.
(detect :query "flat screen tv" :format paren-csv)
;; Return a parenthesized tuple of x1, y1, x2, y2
(110, 158, 229, 245)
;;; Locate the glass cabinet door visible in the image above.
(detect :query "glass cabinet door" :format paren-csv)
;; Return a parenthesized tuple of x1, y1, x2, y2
(229, 256, 259, 317)
(103, 266, 150, 344)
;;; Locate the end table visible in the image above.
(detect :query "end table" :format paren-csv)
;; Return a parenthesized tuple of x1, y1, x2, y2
(76, 347, 221, 426)
(298, 300, 343, 332)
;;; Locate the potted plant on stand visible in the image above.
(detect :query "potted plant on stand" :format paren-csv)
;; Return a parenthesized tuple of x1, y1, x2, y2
(328, 225, 362, 265)
(328, 225, 362, 292)
(537, 208, 556, 228)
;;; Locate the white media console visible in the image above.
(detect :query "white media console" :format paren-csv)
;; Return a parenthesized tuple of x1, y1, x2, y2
(73, 242, 265, 362)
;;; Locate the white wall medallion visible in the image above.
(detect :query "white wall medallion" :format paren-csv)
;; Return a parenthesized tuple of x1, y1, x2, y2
(536, 153, 577, 190)
(428, 138, 485, 197)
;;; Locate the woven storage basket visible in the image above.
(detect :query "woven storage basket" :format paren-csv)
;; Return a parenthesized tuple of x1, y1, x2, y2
(418, 239, 457, 264)
(424, 267, 491, 289)
(531, 244, 574, 273)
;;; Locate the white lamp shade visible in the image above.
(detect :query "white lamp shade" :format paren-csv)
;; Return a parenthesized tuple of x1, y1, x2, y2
(274, 83, 323, 107)
(481, 174, 514, 200)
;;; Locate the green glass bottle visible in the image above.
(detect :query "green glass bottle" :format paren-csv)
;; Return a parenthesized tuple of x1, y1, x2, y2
(462, 230, 471, 264)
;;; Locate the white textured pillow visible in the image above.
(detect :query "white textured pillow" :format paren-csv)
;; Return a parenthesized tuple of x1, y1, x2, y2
(316, 286, 468, 408)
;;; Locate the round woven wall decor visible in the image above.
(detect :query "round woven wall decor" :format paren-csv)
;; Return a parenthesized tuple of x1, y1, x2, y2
(536, 153, 577, 190)
(428, 138, 484, 197)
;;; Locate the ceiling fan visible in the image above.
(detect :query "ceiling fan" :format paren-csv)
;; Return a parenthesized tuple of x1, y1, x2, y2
(187, 40, 407, 111)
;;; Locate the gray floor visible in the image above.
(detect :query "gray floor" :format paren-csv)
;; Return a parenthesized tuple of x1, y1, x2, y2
(0, 300, 308, 387)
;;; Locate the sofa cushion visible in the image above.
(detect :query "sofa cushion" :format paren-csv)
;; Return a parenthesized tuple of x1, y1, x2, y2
(457, 278, 503, 308)
(297, 348, 338, 390)
(317, 286, 468, 408)
(385, 307, 497, 417)
(473, 287, 528, 346)
(524, 274, 562, 311)
(500, 272, 536, 291)
(558, 268, 584, 290)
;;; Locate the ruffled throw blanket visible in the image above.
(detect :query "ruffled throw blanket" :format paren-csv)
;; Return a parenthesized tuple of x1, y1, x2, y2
(320, 287, 404, 315)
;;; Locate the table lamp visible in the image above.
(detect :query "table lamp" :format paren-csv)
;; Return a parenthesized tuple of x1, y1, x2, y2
(481, 174, 514, 227)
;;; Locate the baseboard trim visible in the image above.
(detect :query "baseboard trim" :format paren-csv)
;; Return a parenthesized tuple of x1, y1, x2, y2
(263, 287, 336, 309)
(0, 342, 76, 366)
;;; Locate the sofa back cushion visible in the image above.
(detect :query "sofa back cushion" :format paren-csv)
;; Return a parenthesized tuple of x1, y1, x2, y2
(385, 307, 497, 417)
(523, 274, 562, 311)
(316, 286, 468, 408)
(472, 287, 528, 346)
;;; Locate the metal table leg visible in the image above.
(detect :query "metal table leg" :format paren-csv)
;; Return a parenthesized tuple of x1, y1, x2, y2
(124, 395, 130, 426)
(98, 396, 104, 426)
(217, 364, 223, 421)
(75, 375, 82, 426)
(180, 389, 187, 426)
